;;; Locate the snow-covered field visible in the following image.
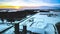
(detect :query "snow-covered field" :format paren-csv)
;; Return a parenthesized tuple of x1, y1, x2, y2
(0, 12, 60, 34)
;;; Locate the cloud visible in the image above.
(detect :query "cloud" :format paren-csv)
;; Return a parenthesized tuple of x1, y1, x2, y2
(0, 0, 60, 6)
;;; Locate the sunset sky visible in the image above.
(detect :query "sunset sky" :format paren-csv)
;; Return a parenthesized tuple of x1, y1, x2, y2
(0, 0, 60, 6)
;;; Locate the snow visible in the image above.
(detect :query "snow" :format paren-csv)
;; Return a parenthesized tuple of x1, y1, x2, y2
(0, 12, 60, 34)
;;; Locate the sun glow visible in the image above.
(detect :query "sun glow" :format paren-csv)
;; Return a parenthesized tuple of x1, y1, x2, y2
(0, 0, 60, 9)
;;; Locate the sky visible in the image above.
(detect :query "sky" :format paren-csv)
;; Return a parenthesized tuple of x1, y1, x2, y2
(0, 0, 60, 6)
